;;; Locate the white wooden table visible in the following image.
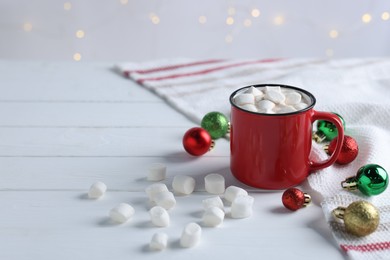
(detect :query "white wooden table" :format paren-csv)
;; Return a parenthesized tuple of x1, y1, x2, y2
(0, 61, 346, 259)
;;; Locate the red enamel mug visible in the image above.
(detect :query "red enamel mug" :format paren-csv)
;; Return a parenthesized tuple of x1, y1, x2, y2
(229, 84, 344, 190)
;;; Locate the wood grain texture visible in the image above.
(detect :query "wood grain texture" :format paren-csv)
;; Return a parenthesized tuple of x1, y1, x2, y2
(0, 103, 193, 127)
(0, 127, 230, 156)
(0, 62, 346, 260)
(0, 61, 160, 101)
(0, 191, 343, 260)
(0, 157, 232, 191)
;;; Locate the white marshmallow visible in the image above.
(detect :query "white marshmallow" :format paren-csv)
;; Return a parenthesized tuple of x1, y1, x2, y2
(172, 175, 196, 195)
(202, 207, 225, 227)
(284, 92, 302, 105)
(147, 163, 166, 181)
(234, 93, 255, 106)
(88, 181, 107, 199)
(265, 86, 281, 92)
(231, 195, 254, 219)
(202, 196, 224, 211)
(255, 95, 264, 102)
(276, 105, 297, 114)
(264, 89, 285, 104)
(154, 191, 176, 210)
(256, 99, 275, 111)
(109, 203, 135, 223)
(150, 233, 168, 251)
(240, 104, 257, 112)
(180, 222, 202, 248)
(204, 173, 225, 194)
(224, 186, 248, 203)
(149, 206, 170, 227)
(294, 102, 309, 110)
(145, 183, 169, 202)
(263, 109, 275, 114)
(245, 86, 264, 99)
(234, 86, 311, 114)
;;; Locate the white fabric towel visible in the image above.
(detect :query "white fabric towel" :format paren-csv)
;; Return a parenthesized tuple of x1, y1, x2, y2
(117, 58, 390, 259)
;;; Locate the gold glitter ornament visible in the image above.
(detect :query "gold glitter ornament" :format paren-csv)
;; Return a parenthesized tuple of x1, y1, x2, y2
(332, 200, 380, 237)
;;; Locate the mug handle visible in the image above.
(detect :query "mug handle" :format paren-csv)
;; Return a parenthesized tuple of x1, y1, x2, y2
(309, 110, 344, 172)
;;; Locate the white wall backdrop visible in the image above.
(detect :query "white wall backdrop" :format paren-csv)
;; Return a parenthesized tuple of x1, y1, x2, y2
(1, 0, 390, 61)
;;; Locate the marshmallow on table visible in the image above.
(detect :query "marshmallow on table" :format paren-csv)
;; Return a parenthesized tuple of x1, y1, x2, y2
(147, 163, 166, 181)
(202, 207, 225, 227)
(154, 191, 176, 210)
(224, 186, 248, 203)
(231, 195, 254, 219)
(234, 93, 255, 106)
(172, 175, 195, 195)
(204, 173, 225, 194)
(149, 206, 170, 227)
(145, 183, 169, 202)
(202, 196, 224, 211)
(150, 233, 168, 251)
(180, 222, 202, 248)
(109, 203, 135, 223)
(88, 181, 107, 199)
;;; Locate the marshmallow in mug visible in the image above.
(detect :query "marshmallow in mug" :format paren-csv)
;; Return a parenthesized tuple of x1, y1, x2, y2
(233, 86, 310, 114)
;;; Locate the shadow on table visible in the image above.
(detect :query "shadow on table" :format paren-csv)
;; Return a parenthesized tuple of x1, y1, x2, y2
(161, 151, 206, 163)
(96, 217, 119, 227)
(138, 239, 185, 253)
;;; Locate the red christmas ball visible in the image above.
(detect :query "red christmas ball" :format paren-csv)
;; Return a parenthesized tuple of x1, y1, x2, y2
(182, 127, 213, 156)
(282, 188, 311, 211)
(327, 135, 359, 165)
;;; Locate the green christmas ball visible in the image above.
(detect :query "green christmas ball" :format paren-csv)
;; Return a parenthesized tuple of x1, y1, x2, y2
(201, 112, 229, 139)
(356, 164, 388, 196)
(316, 112, 345, 141)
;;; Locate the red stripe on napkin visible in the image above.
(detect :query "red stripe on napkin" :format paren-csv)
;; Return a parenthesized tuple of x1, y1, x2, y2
(123, 59, 225, 77)
(137, 58, 283, 83)
(341, 242, 390, 252)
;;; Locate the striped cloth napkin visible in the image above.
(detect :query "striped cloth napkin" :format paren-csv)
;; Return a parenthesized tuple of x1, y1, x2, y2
(116, 58, 390, 259)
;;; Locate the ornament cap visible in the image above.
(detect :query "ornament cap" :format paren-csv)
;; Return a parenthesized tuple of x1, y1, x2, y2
(332, 206, 346, 220)
(313, 131, 327, 143)
(323, 144, 329, 153)
(303, 193, 311, 207)
(209, 140, 215, 151)
(341, 176, 358, 191)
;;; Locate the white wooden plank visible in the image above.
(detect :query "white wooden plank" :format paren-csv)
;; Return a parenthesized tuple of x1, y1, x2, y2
(0, 61, 160, 102)
(0, 127, 230, 156)
(0, 102, 194, 127)
(0, 61, 348, 260)
(0, 191, 344, 260)
(0, 157, 235, 191)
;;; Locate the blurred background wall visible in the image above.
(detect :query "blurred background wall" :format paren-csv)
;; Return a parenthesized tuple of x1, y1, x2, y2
(1, 0, 389, 61)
